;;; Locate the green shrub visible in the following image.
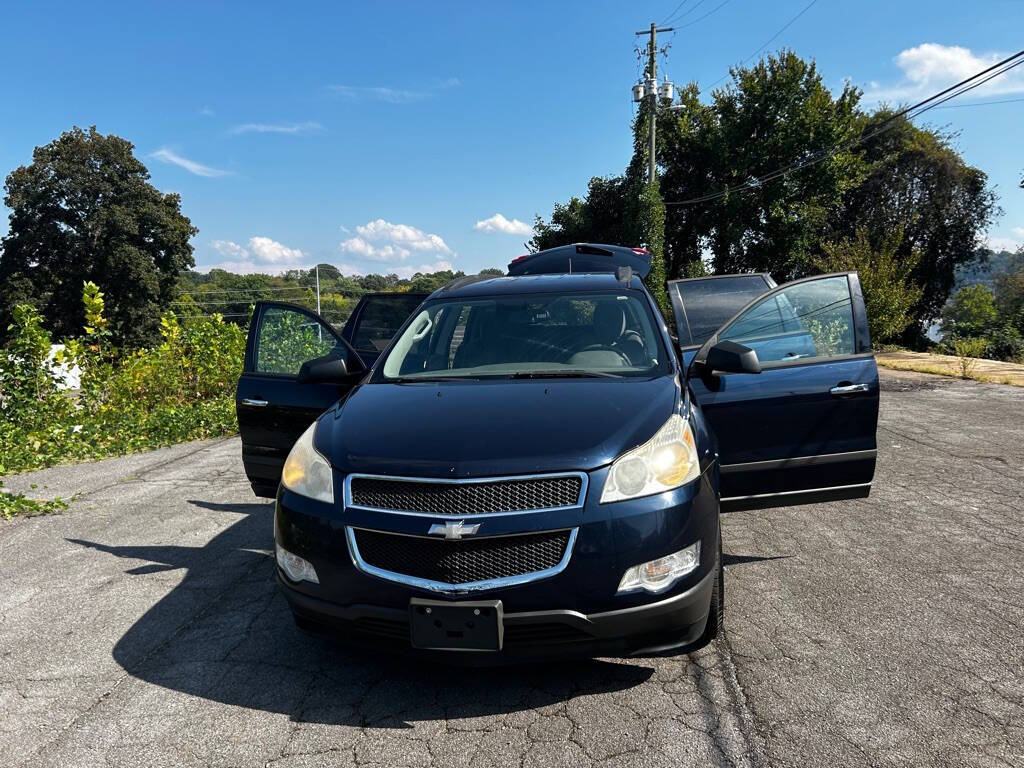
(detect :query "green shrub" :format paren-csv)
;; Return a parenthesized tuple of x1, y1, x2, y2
(0, 481, 70, 519)
(1, 282, 246, 476)
(951, 337, 989, 379)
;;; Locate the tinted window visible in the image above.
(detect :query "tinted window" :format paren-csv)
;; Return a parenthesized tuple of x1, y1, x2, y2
(352, 295, 424, 353)
(379, 291, 669, 380)
(672, 276, 773, 346)
(256, 307, 338, 375)
(719, 276, 855, 365)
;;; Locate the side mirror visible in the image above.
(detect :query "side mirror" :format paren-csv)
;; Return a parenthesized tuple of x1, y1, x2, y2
(297, 355, 349, 384)
(704, 340, 761, 375)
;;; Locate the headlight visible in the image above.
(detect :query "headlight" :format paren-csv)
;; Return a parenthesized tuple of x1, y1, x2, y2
(600, 413, 699, 503)
(617, 542, 700, 593)
(281, 421, 334, 503)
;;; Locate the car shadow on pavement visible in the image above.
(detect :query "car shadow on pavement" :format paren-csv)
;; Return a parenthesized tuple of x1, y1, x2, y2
(67, 499, 663, 727)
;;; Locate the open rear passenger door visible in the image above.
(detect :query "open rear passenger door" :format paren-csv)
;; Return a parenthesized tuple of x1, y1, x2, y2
(678, 273, 879, 511)
(340, 292, 429, 368)
(237, 302, 365, 498)
(668, 273, 776, 358)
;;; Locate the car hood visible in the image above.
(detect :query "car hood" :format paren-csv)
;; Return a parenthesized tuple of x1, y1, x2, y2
(321, 376, 679, 477)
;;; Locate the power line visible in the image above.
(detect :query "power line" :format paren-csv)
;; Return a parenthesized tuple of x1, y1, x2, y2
(675, 0, 731, 29)
(701, 0, 820, 94)
(173, 286, 313, 296)
(663, 49, 1024, 207)
(660, 0, 692, 25)
(665, 0, 708, 25)
(931, 96, 1024, 109)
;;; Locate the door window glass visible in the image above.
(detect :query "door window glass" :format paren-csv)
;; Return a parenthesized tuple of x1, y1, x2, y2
(256, 307, 338, 375)
(352, 295, 424, 354)
(672, 275, 773, 346)
(719, 276, 855, 364)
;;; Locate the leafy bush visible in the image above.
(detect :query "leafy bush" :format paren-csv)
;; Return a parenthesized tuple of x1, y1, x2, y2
(983, 324, 1024, 363)
(951, 337, 989, 379)
(942, 284, 998, 339)
(814, 228, 922, 345)
(0, 481, 69, 519)
(1, 282, 245, 476)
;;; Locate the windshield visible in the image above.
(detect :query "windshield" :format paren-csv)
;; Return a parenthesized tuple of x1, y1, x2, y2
(377, 291, 670, 381)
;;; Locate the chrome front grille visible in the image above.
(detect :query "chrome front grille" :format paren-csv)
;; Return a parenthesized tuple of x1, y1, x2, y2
(347, 527, 577, 591)
(346, 473, 585, 516)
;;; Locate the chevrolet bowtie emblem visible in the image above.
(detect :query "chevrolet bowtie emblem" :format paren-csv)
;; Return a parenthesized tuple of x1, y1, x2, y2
(428, 520, 481, 540)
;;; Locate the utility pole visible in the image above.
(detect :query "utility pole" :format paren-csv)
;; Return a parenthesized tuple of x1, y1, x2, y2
(315, 264, 322, 340)
(634, 22, 674, 184)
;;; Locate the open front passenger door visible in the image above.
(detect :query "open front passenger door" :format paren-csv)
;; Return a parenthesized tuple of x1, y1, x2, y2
(684, 273, 879, 511)
(237, 302, 365, 498)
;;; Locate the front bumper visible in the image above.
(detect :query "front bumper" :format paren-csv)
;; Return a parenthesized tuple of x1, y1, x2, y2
(274, 465, 720, 660)
(280, 566, 715, 660)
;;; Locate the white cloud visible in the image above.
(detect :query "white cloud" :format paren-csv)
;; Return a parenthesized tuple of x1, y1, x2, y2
(248, 236, 305, 264)
(339, 236, 412, 262)
(151, 147, 230, 177)
(863, 44, 1024, 103)
(228, 121, 324, 136)
(353, 219, 452, 253)
(328, 78, 461, 104)
(211, 240, 249, 259)
(474, 213, 532, 236)
(206, 236, 306, 272)
(337, 263, 364, 277)
(329, 85, 428, 104)
(986, 227, 1024, 253)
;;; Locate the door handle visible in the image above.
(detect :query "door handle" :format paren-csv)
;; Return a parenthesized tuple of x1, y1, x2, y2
(829, 383, 869, 396)
(240, 398, 269, 407)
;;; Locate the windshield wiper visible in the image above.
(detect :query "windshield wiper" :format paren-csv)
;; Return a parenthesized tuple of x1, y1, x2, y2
(508, 370, 623, 379)
(389, 376, 481, 383)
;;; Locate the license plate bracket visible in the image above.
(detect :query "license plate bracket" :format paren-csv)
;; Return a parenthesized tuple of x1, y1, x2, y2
(409, 598, 503, 651)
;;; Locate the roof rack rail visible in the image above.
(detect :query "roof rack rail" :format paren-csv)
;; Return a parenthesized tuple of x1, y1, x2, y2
(439, 273, 500, 293)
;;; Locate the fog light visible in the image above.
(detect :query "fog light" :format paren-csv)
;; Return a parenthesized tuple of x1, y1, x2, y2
(617, 542, 700, 594)
(275, 543, 319, 584)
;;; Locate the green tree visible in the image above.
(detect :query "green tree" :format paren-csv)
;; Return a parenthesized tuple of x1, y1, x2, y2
(636, 181, 670, 317)
(942, 284, 998, 339)
(832, 112, 997, 343)
(993, 251, 1024, 330)
(814, 228, 922, 344)
(0, 126, 197, 348)
(528, 176, 634, 252)
(670, 52, 865, 282)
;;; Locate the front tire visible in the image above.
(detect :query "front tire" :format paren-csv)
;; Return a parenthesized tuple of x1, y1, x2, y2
(686, 528, 724, 653)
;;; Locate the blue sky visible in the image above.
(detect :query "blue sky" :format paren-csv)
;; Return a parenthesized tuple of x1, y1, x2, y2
(2, 0, 1023, 276)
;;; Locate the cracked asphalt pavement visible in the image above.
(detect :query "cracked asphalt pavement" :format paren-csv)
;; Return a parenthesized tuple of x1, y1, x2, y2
(2, 368, 1022, 767)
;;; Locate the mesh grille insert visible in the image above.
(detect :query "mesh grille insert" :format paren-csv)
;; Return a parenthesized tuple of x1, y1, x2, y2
(349, 475, 582, 515)
(354, 529, 571, 585)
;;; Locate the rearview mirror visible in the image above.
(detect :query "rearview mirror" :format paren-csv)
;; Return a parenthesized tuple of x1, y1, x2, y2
(704, 340, 761, 375)
(297, 355, 349, 384)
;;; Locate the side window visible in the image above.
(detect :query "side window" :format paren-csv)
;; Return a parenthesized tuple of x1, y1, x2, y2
(352, 296, 422, 354)
(719, 276, 855, 365)
(672, 275, 774, 346)
(256, 307, 339, 376)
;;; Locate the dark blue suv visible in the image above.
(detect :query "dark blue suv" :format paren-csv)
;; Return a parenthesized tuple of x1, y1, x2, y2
(236, 244, 878, 658)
